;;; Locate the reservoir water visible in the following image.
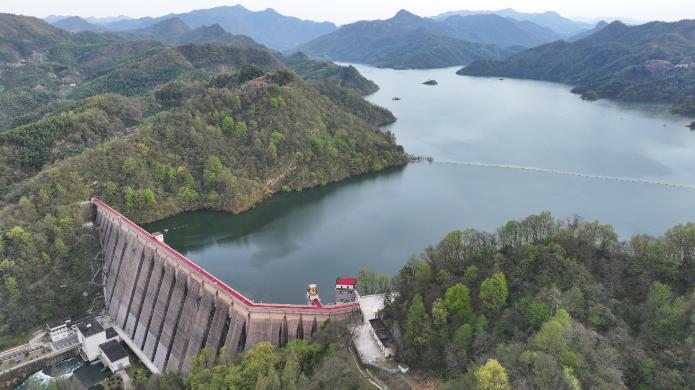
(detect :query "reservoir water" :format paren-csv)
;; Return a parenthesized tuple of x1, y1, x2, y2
(145, 65, 695, 304)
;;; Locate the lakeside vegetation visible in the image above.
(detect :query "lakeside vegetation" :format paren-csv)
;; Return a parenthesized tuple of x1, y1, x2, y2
(378, 213, 695, 389)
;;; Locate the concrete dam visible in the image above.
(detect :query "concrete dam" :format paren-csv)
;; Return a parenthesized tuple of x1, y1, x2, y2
(92, 198, 360, 373)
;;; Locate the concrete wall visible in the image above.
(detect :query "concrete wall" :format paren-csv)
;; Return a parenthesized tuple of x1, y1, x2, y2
(94, 199, 359, 373)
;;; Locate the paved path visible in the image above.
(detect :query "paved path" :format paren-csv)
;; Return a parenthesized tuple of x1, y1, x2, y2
(117, 370, 132, 390)
(352, 294, 387, 364)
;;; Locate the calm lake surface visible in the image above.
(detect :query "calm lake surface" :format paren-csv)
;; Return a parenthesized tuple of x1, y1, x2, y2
(146, 65, 695, 304)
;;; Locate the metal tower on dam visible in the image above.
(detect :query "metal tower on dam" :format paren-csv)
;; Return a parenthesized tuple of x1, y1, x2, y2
(92, 198, 360, 373)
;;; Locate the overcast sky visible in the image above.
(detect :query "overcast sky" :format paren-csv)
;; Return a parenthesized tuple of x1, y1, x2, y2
(4, 0, 693, 24)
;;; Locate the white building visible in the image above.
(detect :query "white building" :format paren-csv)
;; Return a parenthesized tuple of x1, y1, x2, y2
(335, 277, 358, 303)
(368, 319, 395, 358)
(75, 318, 107, 361)
(46, 318, 72, 343)
(98, 339, 130, 373)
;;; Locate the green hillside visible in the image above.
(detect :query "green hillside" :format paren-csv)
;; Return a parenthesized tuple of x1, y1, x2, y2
(459, 20, 695, 115)
(381, 213, 695, 388)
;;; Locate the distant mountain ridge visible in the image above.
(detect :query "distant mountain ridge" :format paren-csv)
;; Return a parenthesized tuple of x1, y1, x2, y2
(459, 20, 695, 115)
(434, 8, 593, 37)
(114, 17, 259, 47)
(50, 5, 337, 50)
(441, 14, 561, 48)
(52, 16, 104, 33)
(298, 10, 518, 69)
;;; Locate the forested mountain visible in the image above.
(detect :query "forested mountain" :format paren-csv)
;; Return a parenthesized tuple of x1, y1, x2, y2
(0, 15, 379, 131)
(56, 5, 338, 51)
(52, 16, 103, 33)
(298, 10, 514, 69)
(568, 20, 610, 41)
(459, 20, 695, 116)
(441, 14, 561, 48)
(434, 8, 593, 38)
(0, 13, 70, 61)
(380, 214, 695, 388)
(0, 13, 406, 346)
(115, 17, 259, 47)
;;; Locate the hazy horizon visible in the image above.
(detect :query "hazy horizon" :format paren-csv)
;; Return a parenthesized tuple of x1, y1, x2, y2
(4, 0, 692, 25)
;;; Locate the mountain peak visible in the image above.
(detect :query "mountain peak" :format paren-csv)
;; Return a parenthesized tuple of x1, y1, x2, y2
(392, 9, 421, 21)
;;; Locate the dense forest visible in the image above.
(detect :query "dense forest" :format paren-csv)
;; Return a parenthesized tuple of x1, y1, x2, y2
(0, 14, 406, 347)
(459, 20, 695, 115)
(374, 213, 695, 389)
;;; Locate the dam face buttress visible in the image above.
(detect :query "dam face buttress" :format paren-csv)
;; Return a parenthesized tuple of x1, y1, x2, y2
(93, 198, 359, 372)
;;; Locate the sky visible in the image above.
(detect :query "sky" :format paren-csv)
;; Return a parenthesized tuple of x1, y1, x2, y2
(3, 0, 693, 24)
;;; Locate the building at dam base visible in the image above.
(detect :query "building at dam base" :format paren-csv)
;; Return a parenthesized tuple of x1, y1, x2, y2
(92, 198, 360, 373)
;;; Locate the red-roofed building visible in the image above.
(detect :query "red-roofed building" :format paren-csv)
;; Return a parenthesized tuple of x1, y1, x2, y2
(336, 277, 357, 290)
(336, 277, 358, 304)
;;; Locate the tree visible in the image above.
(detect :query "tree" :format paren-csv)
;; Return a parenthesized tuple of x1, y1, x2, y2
(475, 359, 510, 390)
(405, 294, 426, 341)
(524, 299, 550, 330)
(480, 273, 508, 311)
(452, 323, 473, 350)
(142, 188, 156, 206)
(238, 64, 265, 82)
(235, 121, 248, 140)
(444, 283, 473, 325)
(4, 276, 19, 300)
(177, 187, 198, 207)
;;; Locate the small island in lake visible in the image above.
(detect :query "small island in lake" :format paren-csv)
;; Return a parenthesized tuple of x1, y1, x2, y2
(392, 97, 401, 100)
(688, 121, 695, 130)
(423, 80, 438, 85)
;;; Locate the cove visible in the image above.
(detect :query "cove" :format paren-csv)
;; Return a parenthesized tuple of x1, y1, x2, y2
(145, 65, 695, 304)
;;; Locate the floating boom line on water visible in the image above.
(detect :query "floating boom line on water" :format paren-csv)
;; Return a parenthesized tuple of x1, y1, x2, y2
(429, 160, 695, 191)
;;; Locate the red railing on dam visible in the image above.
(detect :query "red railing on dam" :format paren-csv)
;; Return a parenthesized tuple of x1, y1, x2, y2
(91, 197, 359, 312)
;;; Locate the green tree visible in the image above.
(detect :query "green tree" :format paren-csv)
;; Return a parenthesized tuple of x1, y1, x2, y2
(142, 188, 156, 206)
(222, 116, 234, 132)
(4, 276, 19, 300)
(452, 323, 473, 350)
(475, 359, 510, 390)
(524, 299, 550, 329)
(405, 294, 426, 341)
(480, 272, 508, 311)
(235, 121, 248, 140)
(177, 187, 198, 207)
(431, 297, 449, 341)
(445, 283, 473, 325)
